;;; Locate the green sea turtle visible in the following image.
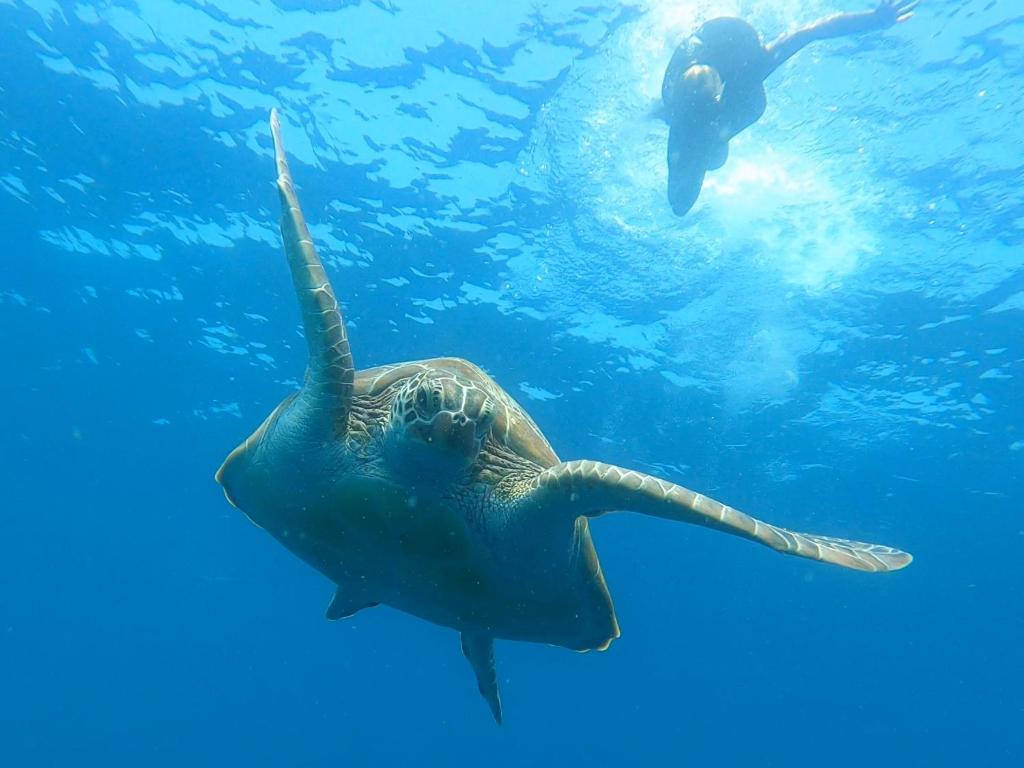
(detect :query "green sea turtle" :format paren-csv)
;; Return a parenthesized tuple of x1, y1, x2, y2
(216, 109, 912, 724)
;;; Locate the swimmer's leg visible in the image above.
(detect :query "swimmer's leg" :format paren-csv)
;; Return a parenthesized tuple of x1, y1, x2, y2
(706, 140, 729, 171)
(666, 121, 707, 217)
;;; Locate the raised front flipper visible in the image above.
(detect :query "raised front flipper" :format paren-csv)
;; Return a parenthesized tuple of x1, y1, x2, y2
(524, 461, 912, 573)
(271, 109, 355, 434)
(460, 632, 502, 725)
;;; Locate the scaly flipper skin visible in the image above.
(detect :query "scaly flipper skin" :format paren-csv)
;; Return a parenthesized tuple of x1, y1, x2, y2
(523, 461, 912, 573)
(216, 111, 912, 726)
(271, 108, 354, 433)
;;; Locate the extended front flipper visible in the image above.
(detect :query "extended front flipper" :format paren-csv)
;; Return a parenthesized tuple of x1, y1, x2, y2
(270, 109, 355, 435)
(524, 461, 912, 573)
(324, 585, 379, 621)
(460, 632, 502, 725)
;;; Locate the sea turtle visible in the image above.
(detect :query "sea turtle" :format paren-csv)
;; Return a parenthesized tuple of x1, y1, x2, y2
(216, 109, 912, 724)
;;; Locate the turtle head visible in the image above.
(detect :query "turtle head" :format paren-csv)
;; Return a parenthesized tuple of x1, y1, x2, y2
(385, 371, 497, 480)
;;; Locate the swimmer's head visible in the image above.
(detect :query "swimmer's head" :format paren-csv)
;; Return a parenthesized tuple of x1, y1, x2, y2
(682, 65, 724, 105)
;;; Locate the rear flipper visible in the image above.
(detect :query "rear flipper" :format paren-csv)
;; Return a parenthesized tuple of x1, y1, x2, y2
(461, 632, 502, 725)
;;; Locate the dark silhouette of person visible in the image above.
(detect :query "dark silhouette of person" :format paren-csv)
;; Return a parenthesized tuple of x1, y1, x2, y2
(661, 0, 919, 216)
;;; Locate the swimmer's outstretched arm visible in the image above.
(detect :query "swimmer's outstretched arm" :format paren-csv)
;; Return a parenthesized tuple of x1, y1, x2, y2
(763, 0, 919, 76)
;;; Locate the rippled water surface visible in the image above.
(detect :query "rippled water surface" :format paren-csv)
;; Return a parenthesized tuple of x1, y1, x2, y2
(2, 1, 1021, 765)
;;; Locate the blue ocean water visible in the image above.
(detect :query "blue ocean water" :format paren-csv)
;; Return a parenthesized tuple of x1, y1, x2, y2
(1, 0, 1021, 765)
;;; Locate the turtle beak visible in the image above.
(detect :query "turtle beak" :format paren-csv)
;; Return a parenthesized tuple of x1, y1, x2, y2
(443, 413, 478, 456)
(412, 412, 477, 457)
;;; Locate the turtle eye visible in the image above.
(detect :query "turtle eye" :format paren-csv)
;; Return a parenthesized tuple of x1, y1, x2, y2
(478, 398, 496, 430)
(415, 386, 428, 411)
